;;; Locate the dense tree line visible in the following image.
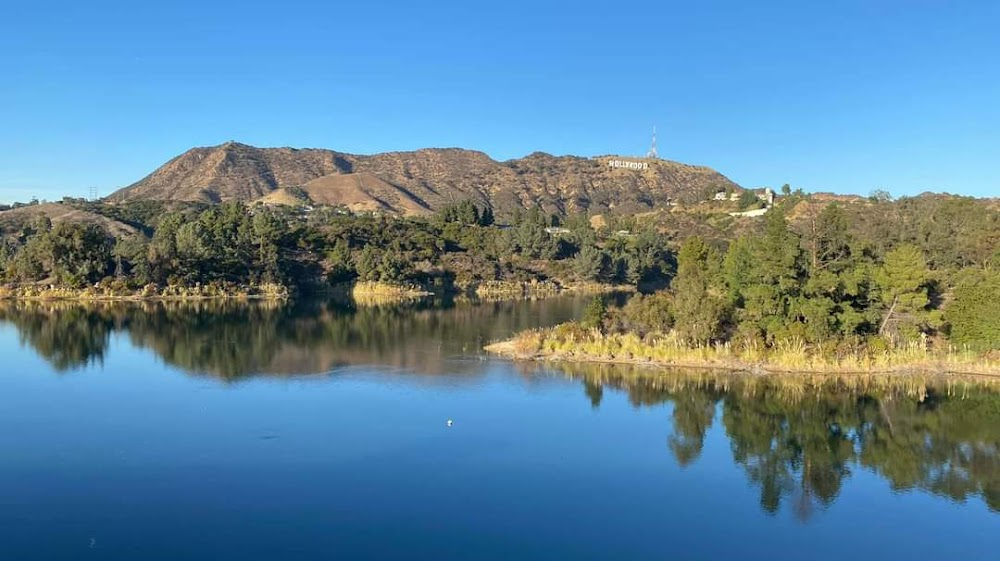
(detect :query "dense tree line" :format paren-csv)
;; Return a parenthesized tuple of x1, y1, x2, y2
(1, 216, 114, 287)
(0, 194, 996, 350)
(611, 201, 999, 351)
(0, 202, 292, 288)
(0, 200, 674, 291)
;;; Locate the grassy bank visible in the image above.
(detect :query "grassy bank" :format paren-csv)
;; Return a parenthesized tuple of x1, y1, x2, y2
(350, 281, 432, 305)
(462, 280, 634, 300)
(0, 282, 290, 301)
(466, 280, 562, 299)
(562, 282, 637, 295)
(486, 323, 1000, 376)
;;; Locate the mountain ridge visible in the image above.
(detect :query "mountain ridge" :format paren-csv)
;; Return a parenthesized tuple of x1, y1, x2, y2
(107, 141, 742, 216)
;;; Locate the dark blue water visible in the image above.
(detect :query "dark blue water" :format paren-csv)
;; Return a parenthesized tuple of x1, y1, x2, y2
(0, 298, 997, 560)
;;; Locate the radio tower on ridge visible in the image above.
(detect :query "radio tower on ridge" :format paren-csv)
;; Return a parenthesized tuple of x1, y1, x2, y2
(646, 126, 658, 159)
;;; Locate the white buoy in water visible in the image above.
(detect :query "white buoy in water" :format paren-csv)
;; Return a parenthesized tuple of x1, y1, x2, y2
(446, 419, 454, 427)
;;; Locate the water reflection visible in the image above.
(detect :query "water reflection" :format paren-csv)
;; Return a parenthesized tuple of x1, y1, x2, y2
(2, 298, 997, 522)
(0, 297, 590, 378)
(547, 363, 1000, 518)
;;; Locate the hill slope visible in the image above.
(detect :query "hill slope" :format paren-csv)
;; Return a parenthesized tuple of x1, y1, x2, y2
(108, 142, 740, 216)
(0, 203, 139, 237)
(109, 142, 352, 203)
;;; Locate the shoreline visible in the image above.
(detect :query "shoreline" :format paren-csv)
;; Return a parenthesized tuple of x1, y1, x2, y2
(461, 280, 635, 299)
(0, 283, 291, 302)
(342, 280, 634, 305)
(348, 281, 433, 305)
(0, 280, 629, 305)
(485, 329, 1000, 377)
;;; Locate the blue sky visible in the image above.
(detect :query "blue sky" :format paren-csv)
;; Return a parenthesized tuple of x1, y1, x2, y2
(1, 0, 998, 202)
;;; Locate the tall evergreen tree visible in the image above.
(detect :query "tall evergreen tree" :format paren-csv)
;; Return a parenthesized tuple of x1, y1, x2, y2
(875, 244, 932, 341)
(947, 268, 1000, 351)
(738, 209, 804, 342)
(672, 237, 727, 344)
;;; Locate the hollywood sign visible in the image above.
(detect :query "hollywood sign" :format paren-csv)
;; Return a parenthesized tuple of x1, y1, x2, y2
(608, 159, 649, 170)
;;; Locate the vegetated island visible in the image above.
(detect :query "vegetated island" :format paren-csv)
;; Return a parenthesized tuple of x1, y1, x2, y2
(488, 205, 1000, 376)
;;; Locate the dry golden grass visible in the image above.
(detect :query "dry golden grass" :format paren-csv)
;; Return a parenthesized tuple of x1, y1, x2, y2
(563, 282, 636, 295)
(255, 188, 309, 206)
(351, 281, 430, 305)
(298, 173, 431, 216)
(487, 323, 1000, 376)
(465, 280, 632, 300)
(0, 282, 290, 301)
(471, 280, 561, 298)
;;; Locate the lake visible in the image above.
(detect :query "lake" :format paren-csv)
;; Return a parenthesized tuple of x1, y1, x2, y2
(0, 297, 997, 560)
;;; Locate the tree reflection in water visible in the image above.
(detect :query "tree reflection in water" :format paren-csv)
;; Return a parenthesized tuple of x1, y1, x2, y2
(3, 299, 997, 519)
(549, 363, 1000, 518)
(0, 297, 590, 378)
(3, 304, 118, 371)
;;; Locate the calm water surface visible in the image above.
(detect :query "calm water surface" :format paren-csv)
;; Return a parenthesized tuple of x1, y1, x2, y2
(0, 297, 997, 560)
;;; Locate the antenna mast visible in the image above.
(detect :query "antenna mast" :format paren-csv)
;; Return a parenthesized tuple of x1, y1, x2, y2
(646, 126, 658, 159)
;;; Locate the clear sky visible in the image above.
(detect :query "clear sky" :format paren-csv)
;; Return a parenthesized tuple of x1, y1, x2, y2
(1, 0, 998, 203)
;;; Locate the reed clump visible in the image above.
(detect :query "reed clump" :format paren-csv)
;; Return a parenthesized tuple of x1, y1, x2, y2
(470, 280, 563, 299)
(562, 281, 637, 295)
(351, 281, 431, 305)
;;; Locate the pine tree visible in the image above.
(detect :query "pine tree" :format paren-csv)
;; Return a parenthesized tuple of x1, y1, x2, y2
(875, 244, 931, 341)
(582, 297, 607, 331)
(672, 237, 727, 344)
(947, 269, 1000, 350)
(573, 243, 605, 281)
(738, 209, 804, 342)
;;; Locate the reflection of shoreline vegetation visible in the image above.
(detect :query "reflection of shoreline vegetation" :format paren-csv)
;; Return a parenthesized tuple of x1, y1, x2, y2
(6, 294, 999, 518)
(549, 365, 1000, 516)
(0, 297, 590, 378)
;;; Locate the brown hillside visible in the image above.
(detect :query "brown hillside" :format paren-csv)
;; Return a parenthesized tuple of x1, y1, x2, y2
(0, 203, 139, 237)
(297, 173, 432, 215)
(108, 142, 741, 216)
(109, 141, 352, 203)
